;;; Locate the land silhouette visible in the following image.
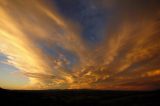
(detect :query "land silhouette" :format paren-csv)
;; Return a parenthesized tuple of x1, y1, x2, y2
(0, 87, 160, 106)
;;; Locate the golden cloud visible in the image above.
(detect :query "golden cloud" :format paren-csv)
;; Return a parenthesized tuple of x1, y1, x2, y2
(0, 0, 160, 90)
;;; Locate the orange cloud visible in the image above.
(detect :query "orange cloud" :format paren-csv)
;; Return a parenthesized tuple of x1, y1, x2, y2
(0, 0, 160, 90)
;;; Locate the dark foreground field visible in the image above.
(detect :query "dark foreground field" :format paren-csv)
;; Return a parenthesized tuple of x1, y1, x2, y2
(0, 88, 160, 106)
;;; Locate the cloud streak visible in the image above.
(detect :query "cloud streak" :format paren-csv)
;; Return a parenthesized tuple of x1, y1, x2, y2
(0, 0, 160, 90)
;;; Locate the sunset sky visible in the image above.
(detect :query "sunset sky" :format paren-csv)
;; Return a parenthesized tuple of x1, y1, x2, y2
(0, 0, 160, 90)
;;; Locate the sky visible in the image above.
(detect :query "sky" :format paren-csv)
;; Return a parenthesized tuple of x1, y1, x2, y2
(0, 0, 160, 90)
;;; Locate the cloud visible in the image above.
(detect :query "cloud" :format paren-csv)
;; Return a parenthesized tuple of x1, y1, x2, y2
(0, 0, 160, 90)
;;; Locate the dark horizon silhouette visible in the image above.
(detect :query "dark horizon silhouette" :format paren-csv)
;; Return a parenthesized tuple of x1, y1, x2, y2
(0, 87, 160, 106)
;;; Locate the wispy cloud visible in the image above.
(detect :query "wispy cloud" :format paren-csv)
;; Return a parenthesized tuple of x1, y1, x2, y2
(0, 0, 160, 90)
